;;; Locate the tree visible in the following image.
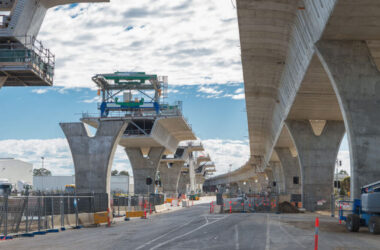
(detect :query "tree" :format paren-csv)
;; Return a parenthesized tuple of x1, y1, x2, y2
(339, 170, 349, 175)
(33, 168, 52, 176)
(119, 170, 129, 176)
(340, 176, 350, 196)
(111, 170, 119, 176)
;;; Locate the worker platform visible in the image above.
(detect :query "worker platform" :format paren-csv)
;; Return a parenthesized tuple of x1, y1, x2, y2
(82, 72, 196, 153)
(0, 36, 55, 86)
(0, 0, 108, 87)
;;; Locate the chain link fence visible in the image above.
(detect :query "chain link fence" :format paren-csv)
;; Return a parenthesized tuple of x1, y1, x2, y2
(112, 194, 165, 217)
(0, 192, 108, 238)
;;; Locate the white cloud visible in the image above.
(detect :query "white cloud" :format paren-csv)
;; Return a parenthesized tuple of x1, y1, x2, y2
(32, 89, 48, 94)
(0, 138, 353, 181)
(38, 0, 242, 88)
(202, 139, 250, 176)
(198, 86, 223, 95)
(235, 88, 244, 94)
(232, 93, 245, 100)
(82, 96, 101, 103)
(0, 139, 132, 176)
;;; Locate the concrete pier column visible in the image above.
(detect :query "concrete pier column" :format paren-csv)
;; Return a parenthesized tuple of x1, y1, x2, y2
(159, 162, 183, 197)
(125, 147, 165, 195)
(257, 173, 268, 193)
(178, 172, 189, 195)
(60, 121, 127, 196)
(264, 168, 274, 190)
(286, 120, 345, 211)
(195, 175, 205, 193)
(316, 40, 380, 199)
(269, 162, 285, 194)
(275, 148, 301, 196)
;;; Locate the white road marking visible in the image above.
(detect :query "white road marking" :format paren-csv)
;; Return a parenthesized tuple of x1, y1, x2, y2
(205, 215, 209, 223)
(149, 216, 227, 250)
(135, 218, 195, 250)
(265, 214, 270, 250)
(234, 224, 239, 250)
(277, 215, 306, 249)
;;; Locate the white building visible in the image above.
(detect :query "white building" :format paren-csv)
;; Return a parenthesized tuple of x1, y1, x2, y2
(0, 158, 33, 190)
(34, 175, 133, 194)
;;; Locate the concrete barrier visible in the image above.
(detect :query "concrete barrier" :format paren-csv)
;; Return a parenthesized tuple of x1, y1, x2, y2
(155, 204, 167, 213)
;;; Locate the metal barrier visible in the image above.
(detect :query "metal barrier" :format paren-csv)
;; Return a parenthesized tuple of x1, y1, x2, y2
(222, 194, 279, 213)
(0, 193, 107, 238)
(113, 194, 165, 219)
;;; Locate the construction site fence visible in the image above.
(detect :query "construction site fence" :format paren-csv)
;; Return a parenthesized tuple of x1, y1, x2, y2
(112, 194, 165, 217)
(214, 193, 279, 213)
(0, 193, 107, 237)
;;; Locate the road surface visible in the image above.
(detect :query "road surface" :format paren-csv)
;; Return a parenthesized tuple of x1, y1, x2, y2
(2, 203, 380, 249)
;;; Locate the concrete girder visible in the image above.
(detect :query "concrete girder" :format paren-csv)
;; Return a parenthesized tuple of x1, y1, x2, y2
(286, 120, 345, 211)
(125, 147, 165, 195)
(1, 0, 108, 38)
(60, 120, 127, 197)
(83, 117, 196, 155)
(316, 40, 380, 199)
(41, 0, 109, 8)
(237, 0, 336, 171)
(275, 147, 301, 197)
(159, 162, 183, 197)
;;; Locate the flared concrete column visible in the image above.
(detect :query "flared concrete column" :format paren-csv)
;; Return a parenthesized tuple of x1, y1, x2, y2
(178, 172, 189, 194)
(159, 162, 183, 197)
(254, 173, 268, 193)
(275, 148, 301, 196)
(286, 120, 345, 211)
(195, 175, 205, 193)
(238, 181, 251, 193)
(264, 168, 274, 190)
(126, 147, 165, 195)
(268, 162, 285, 194)
(60, 121, 127, 195)
(316, 40, 380, 199)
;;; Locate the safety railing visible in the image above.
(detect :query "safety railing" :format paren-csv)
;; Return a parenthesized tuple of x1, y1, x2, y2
(0, 36, 55, 82)
(338, 200, 353, 223)
(0, 193, 107, 238)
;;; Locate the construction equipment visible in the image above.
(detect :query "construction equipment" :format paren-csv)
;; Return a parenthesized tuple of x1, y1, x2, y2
(339, 180, 380, 234)
(92, 72, 174, 117)
(0, 178, 12, 195)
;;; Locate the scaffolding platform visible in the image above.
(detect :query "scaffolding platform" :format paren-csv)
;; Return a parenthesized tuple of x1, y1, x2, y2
(0, 37, 55, 86)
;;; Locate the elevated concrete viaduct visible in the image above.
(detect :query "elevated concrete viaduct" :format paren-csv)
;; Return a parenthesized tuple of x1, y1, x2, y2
(206, 0, 380, 209)
(82, 116, 196, 195)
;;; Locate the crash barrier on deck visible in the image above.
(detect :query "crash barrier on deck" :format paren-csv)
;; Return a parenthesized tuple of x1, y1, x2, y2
(0, 193, 108, 238)
(218, 194, 279, 213)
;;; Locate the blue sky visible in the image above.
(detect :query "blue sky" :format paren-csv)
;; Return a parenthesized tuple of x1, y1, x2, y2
(0, 0, 350, 176)
(0, 84, 247, 140)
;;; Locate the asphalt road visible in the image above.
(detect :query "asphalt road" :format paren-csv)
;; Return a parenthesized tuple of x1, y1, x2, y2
(2, 203, 380, 250)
